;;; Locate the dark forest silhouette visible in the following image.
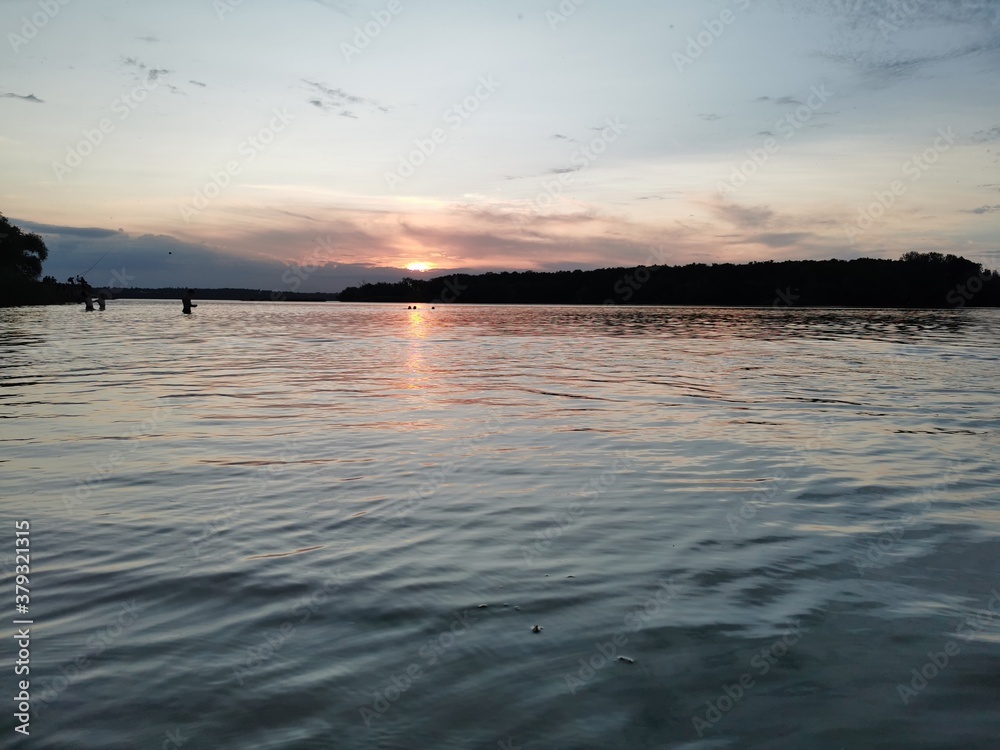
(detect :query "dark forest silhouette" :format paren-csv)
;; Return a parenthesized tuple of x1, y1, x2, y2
(339, 253, 1000, 308)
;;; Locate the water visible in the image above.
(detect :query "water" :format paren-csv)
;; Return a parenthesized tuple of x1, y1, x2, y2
(2, 301, 999, 749)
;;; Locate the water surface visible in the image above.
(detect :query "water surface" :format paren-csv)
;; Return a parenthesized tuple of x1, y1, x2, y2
(2, 302, 999, 749)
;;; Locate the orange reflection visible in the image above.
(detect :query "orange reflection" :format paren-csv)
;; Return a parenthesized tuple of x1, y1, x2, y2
(407, 308, 428, 339)
(403, 307, 430, 392)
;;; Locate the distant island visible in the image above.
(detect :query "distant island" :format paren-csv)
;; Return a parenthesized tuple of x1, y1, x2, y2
(339, 254, 1000, 308)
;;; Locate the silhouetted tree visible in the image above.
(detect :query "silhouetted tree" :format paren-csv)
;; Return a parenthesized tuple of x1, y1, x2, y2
(0, 214, 48, 281)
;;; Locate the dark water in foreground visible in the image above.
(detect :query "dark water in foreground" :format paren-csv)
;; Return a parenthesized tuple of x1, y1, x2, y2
(1, 302, 999, 749)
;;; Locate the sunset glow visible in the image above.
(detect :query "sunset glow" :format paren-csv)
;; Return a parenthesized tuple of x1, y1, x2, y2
(1, 1, 997, 293)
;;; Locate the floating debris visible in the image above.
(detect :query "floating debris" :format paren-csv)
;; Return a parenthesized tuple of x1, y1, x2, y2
(618, 656, 635, 664)
(532, 625, 543, 633)
(514, 606, 521, 611)
(478, 604, 488, 609)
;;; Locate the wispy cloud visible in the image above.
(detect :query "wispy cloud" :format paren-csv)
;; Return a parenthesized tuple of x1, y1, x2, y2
(962, 204, 1000, 214)
(713, 202, 775, 230)
(121, 56, 171, 83)
(824, 39, 1000, 85)
(0, 91, 43, 103)
(302, 80, 388, 118)
(972, 126, 1000, 143)
(753, 231, 814, 248)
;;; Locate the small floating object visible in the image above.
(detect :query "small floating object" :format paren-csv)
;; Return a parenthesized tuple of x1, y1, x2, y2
(618, 656, 634, 664)
(531, 625, 543, 633)
(566, 575, 575, 578)
(514, 606, 521, 611)
(478, 603, 488, 609)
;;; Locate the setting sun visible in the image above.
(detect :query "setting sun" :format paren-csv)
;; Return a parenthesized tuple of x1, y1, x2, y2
(405, 262, 433, 272)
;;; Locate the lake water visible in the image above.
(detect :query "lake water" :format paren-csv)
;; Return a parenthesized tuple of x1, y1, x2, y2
(2, 301, 999, 749)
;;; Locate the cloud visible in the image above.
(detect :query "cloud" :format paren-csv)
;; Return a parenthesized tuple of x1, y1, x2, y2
(1, 91, 43, 103)
(698, 113, 722, 121)
(189, 80, 207, 88)
(12, 217, 407, 292)
(13, 219, 122, 239)
(824, 39, 1000, 85)
(712, 202, 775, 229)
(973, 126, 1000, 143)
(753, 232, 815, 248)
(121, 56, 172, 83)
(302, 80, 388, 117)
(962, 204, 1000, 214)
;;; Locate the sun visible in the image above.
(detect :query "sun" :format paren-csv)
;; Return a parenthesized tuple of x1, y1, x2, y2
(405, 262, 433, 272)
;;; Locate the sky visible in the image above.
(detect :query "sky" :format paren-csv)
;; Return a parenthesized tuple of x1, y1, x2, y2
(2, 0, 999, 292)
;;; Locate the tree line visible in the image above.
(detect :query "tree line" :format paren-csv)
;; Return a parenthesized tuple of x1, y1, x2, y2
(338, 253, 1000, 308)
